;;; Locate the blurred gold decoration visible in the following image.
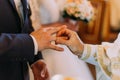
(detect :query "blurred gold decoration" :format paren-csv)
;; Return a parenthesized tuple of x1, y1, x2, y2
(64, 77, 74, 80)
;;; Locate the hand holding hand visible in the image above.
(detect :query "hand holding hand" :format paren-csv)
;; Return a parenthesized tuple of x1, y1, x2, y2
(31, 25, 66, 51)
(56, 28, 84, 57)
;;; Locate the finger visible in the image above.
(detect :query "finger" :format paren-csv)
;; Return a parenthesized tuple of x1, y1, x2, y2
(56, 28, 66, 36)
(41, 66, 47, 78)
(48, 25, 67, 35)
(43, 27, 54, 32)
(55, 37, 68, 45)
(50, 36, 56, 42)
(56, 25, 67, 28)
(57, 28, 72, 37)
(50, 35, 68, 42)
(57, 37, 68, 40)
(49, 44, 64, 51)
(56, 37, 68, 45)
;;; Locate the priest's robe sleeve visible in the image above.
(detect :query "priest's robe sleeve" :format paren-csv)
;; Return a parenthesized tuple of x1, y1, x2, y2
(80, 42, 120, 79)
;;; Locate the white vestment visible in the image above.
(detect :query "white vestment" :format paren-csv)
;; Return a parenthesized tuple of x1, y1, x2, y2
(81, 33, 120, 80)
(29, 0, 93, 80)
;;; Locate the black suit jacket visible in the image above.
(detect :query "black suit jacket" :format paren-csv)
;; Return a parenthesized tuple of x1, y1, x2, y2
(0, 0, 42, 80)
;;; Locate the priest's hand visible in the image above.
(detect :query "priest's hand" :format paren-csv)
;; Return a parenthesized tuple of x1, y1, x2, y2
(56, 28, 84, 57)
(31, 60, 50, 80)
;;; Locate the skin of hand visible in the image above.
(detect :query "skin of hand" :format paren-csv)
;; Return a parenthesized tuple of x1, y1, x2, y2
(31, 25, 66, 51)
(56, 28, 84, 57)
(31, 60, 50, 80)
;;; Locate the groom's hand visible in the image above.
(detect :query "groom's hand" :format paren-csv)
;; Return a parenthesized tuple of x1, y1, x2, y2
(31, 60, 49, 80)
(56, 28, 84, 57)
(31, 25, 66, 51)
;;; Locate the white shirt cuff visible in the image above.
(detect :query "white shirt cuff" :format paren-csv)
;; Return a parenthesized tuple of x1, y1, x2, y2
(30, 35, 38, 55)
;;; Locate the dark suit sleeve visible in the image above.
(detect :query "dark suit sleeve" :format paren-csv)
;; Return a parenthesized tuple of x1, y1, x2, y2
(21, 5, 43, 65)
(0, 33, 35, 62)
